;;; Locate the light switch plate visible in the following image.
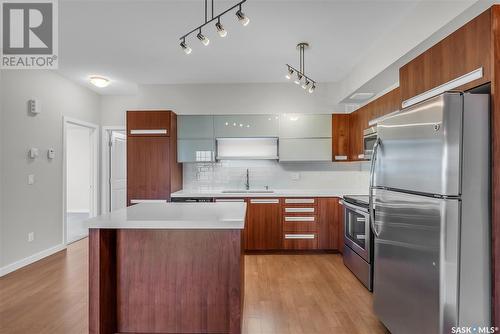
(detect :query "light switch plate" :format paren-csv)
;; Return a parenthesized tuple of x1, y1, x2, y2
(28, 174, 35, 185)
(29, 148, 39, 159)
(47, 148, 55, 159)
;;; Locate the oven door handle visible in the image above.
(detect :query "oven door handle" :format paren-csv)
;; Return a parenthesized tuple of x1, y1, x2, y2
(369, 137, 381, 238)
(339, 199, 368, 216)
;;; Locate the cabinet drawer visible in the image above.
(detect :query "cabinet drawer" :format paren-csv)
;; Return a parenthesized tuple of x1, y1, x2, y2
(283, 233, 318, 250)
(283, 221, 318, 233)
(283, 198, 316, 205)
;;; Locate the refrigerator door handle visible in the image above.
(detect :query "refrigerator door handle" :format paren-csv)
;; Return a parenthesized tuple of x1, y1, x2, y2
(369, 137, 381, 237)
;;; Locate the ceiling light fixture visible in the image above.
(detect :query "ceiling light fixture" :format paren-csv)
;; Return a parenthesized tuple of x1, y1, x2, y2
(89, 75, 110, 88)
(285, 42, 317, 94)
(179, 0, 249, 54)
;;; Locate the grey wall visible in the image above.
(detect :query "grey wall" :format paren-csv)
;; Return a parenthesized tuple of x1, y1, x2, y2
(0, 71, 4, 267)
(100, 82, 344, 126)
(0, 70, 100, 269)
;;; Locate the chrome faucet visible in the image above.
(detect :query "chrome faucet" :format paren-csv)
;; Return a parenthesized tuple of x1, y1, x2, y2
(245, 168, 250, 190)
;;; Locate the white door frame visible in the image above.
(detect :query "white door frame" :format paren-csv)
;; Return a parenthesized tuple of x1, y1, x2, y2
(101, 126, 126, 214)
(62, 117, 99, 245)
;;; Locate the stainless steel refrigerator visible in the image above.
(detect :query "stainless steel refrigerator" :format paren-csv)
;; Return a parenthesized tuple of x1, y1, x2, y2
(370, 92, 491, 334)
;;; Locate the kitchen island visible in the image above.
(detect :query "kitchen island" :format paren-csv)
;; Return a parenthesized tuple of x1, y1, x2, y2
(87, 202, 246, 334)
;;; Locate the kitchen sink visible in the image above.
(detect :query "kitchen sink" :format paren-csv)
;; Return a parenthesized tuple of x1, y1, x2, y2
(221, 190, 274, 194)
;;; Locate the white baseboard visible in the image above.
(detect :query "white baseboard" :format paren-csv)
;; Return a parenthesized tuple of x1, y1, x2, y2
(0, 243, 67, 277)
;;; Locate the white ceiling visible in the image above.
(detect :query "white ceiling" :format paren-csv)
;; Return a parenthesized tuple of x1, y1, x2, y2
(58, 0, 479, 97)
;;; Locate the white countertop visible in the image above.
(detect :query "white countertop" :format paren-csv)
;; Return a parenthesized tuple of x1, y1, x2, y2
(88, 202, 247, 229)
(171, 188, 368, 198)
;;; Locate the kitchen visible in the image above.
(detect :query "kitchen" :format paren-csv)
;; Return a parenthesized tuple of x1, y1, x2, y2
(0, 1, 499, 334)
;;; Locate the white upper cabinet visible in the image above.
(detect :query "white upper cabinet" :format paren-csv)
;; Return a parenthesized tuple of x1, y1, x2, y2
(177, 116, 215, 162)
(214, 115, 279, 138)
(279, 114, 332, 138)
(279, 138, 332, 162)
(178, 115, 214, 139)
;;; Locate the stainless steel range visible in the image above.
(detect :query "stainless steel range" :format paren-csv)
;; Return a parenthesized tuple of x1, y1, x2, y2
(340, 195, 373, 291)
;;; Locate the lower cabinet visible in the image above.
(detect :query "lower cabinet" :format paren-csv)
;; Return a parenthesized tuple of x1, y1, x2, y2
(242, 196, 343, 252)
(245, 198, 282, 250)
(317, 197, 344, 252)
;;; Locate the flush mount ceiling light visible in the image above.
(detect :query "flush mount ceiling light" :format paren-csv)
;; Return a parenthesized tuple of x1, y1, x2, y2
(89, 75, 110, 88)
(285, 42, 317, 94)
(179, 0, 249, 55)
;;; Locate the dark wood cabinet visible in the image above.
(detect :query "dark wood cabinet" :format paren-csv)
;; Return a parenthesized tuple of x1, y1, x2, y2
(399, 9, 492, 103)
(332, 114, 350, 161)
(245, 198, 282, 250)
(317, 197, 343, 251)
(126, 110, 182, 206)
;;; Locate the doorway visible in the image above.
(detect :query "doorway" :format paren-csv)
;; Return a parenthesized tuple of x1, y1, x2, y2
(63, 117, 98, 244)
(102, 127, 127, 213)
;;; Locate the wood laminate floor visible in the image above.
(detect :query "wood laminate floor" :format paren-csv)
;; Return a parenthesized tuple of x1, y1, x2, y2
(0, 239, 388, 334)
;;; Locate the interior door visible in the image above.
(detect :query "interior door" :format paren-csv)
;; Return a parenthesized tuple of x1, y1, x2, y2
(110, 131, 127, 211)
(373, 188, 460, 334)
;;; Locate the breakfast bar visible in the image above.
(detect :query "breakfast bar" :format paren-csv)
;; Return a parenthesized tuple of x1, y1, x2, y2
(87, 202, 246, 334)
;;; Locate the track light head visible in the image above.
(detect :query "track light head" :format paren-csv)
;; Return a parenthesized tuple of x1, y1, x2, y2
(285, 67, 294, 80)
(294, 73, 303, 85)
(302, 79, 310, 89)
(215, 21, 227, 38)
(197, 31, 210, 46)
(180, 41, 192, 55)
(236, 7, 250, 26)
(308, 84, 316, 94)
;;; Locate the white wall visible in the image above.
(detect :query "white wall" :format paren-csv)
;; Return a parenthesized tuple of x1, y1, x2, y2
(0, 71, 4, 267)
(100, 82, 343, 126)
(0, 70, 100, 271)
(66, 126, 91, 213)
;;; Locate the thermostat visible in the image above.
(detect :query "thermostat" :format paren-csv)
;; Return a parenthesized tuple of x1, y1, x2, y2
(28, 99, 41, 115)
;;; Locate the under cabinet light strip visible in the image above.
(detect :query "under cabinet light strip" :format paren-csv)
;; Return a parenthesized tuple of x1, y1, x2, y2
(401, 67, 483, 109)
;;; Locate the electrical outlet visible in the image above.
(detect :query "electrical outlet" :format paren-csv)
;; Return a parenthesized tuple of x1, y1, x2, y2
(28, 174, 35, 185)
(28, 232, 35, 242)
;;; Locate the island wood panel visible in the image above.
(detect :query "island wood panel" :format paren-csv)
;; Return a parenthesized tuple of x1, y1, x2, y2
(492, 4, 500, 327)
(89, 229, 117, 334)
(115, 229, 243, 334)
(399, 8, 492, 102)
(245, 199, 282, 250)
(348, 87, 401, 160)
(127, 136, 171, 205)
(127, 110, 171, 136)
(332, 114, 350, 160)
(317, 197, 343, 251)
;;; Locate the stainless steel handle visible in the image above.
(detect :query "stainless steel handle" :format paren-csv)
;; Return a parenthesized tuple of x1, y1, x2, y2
(284, 234, 315, 239)
(284, 216, 315, 222)
(369, 137, 381, 237)
(284, 207, 315, 213)
(339, 199, 368, 216)
(130, 129, 168, 135)
(284, 198, 315, 204)
(250, 199, 279, 204)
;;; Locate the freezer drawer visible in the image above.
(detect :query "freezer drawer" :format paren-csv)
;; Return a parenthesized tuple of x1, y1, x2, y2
(373, 189, 460, 334)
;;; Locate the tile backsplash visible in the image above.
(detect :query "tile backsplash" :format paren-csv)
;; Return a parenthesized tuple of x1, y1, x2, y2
(183, 160, 370, 191)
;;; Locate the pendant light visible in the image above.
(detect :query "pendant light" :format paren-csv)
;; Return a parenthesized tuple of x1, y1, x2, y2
(285, 42, 317, 94)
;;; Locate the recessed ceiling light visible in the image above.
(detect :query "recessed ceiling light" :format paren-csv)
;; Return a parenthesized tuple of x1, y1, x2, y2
(89, 76, 110, 88)
(350, 92, 375, 101)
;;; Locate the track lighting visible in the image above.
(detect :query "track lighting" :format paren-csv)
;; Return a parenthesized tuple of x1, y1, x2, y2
(285, 42, 317, 94)
(236, 7, 250, 26)
(215, 20, 227, 37)
(197, 30, 210, 46)
(180, 40, 192, 55)
(179, 0, 249, 54)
